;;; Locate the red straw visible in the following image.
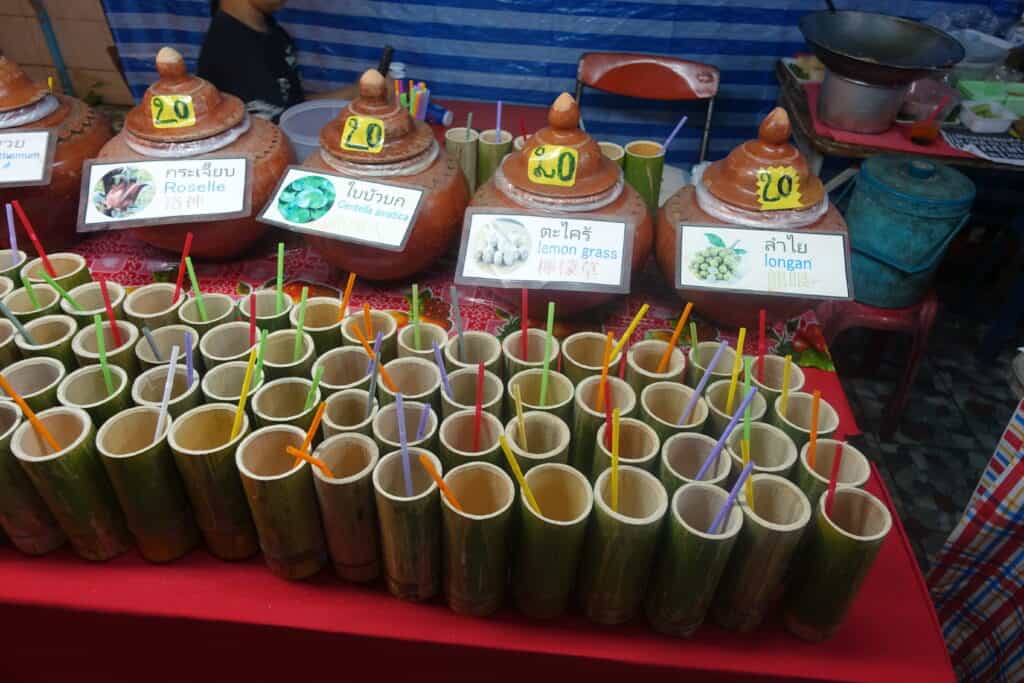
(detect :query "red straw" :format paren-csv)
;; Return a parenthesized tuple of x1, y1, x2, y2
(758, 309, 766, 382)
(11, 200, 54, 277)
(519, 117, 527, 139)
(473, 362, 484, 451)
(825, 441, 844, 517)
(617, 345, 627, 379)
(603, 381, 613, 449)
(99, 278, 122, 347)
(248, 292, 256, 346)
(520, 289, 528, 361)
(173, 232, 194, 303)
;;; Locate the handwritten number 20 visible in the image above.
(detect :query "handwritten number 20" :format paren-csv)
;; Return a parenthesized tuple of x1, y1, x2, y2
(154, 98, 191, 124)
(759, 171, 793, 204)
(345, 118, 382, 150)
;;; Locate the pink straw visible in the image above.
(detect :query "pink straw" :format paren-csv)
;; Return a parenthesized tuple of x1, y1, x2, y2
(173, 232, 193, 303)
(825, 441, 845, 518)
(472, 362, 484, 451)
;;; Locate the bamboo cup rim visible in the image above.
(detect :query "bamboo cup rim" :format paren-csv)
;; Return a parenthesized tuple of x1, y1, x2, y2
(200, 360, 264, 402)
(0, 318, 13, 346)
(313, 433, 379, 484)
(135, 324, 199, 366)
(58, 364, 128, 410)
(673, 482, 744, 539)
(324, 389, 377, 432)
(378, 357, 440, 399)
(744, 354, 805, 393)
(641, 381, 708, 429)
(168, 403, 249, 456)
(374, 448, 441, 501)
(773, 392, 840, 434)
(24, 252, 86, 282)
(627, 339, 686, 379)
(72, 319, 139, 359)
(11, 406, 90, 462)
(132, 364, 200, 407)
(123, 282, 180, 319)
(0, 400, 22, 441)
(440, 409, 503, 456)
(596, 417, 659, 466)
(706, 379, 767, 422)
(593, 465, 667, 525)
(502, 328, 560, 366)
(444, 367, 502, 411)
(480, 128, 512, 144)
(662, 432, 731, 484)
(16, 314, 76, 352)
(240, 288, 294, 320)
(575, 374, 636, 417)
(523, 462, 593, 526)
(442, 461, 514, 519)
(96, 406, 170, 459)
(1, 356, 66, 400)
(818, 487, 892, 542)
(262, 329, 314, 369)
(62, 280, 125, 318)
(3, 283, 58, 314)
(0, 275, 11, 299)
(725, 422, 797, 474)
(372, 400, 436, 447)
(625, 139, 664, 158)
(178, 292, 234, 326)
(560, 331, 624, 372)
(314, 346, 371, 389)
(341, 309, 397, 343)
(0, 248, 27, 270)
(799, 438, 871, 490)
(504, 410, 570, 461)
(236, 424, 306, 480)
(508, 369, 574, 410)
(741, 474, 811, 532)
(444, 330, 501, 369)
(398, 322, 448, 355)
(445, 126, 480, 142)
(688, 341, 736, 377)
(289, 296, 341, 331)
(253, 377, 319, 421)
(199, 322, 255, 362)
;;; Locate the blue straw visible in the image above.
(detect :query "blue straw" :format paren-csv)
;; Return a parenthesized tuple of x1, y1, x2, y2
(141, 326, 163, 362)
(495, 100, 503, 135)
(432, 339, 452, 398)
(450, 285, 465, 362)
(678, 340, 727, 425)
(365, 331, 383, 418)
(395, 392, 414, 497)
(708, 461, 754, 534)
(365, 329, 384, 375)
(5, 203, 18, 267)
(415, 402, 432, 440)
(693, 387, 757, 481)
(661, 114, 689, 151)
(184, 331, 194, 387)
(0, 301, 36, 345)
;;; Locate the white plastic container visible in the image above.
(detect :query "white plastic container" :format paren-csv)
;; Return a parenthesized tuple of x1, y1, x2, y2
(950, 29, 1012, 82)
(959, 100, 1016, 134)
(279, 99, 350, 162)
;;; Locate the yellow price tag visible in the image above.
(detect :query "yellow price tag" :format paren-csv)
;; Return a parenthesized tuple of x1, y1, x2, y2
(150, 95, 196, 129)
(756, 166, 803, 211)
(340, 115, 385, 153)
(528, 145, 578, 187)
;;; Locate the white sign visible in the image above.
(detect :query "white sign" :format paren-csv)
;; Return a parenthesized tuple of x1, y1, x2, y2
(456, 210, 633, 294)
(258, 166, 424, 252)
(78, 157, 252, 232)
(0, 130, 55, 187)
(676, 224, 852, 300)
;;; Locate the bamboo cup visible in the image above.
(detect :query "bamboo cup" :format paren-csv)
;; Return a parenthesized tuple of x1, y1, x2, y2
(640, 381, 709, 443)
(236, 425, 327, 579)
(200, 360, 264, 416)
(0, 275, 11, 300)
(625, 339, 686, 396)
(745, 354, 805, 405)
(444, 330, 502, 378)
(372, 400, 437, 454)
(14, 314, 77, 369)
(592, 417, 660, 482)
(571, 375, 636, 474)
(646, 482, 744, 637)
(712, 474, 812, 632)
(441, 366, 503, 420)
(0, 401, 65, 555)
(373, 448, 443, 601)
(71, 319, 140, 381)
(238, 288, 293, 332)
(0, 319, 18, 367)
(341, 309, 397, 362)
(0, 249, 27, 278)
(599, 141, 625, 168)
(178, 292, 235, 338)
(397, 322, 447, 361)
(560, 331, 623, 385)
(96, 406, 201, 563)
(132, 364, 201, 419)
(501, 328, 560, 378)
(660, 432, 732, 497)
(1, 356, 66, 413)
(441, 461, 515, 616)
(513, 463, 593, 618)
(796, 439, 871, 506)
(771, 392, 840, 450)
(506, 369, 574, 426)
(784, 487, 892, 642)
(3, 283, 59, 322)
(287, 296, 342, 355)
(135, 324, 200, 372)
(61, 280, 125, 328)
(686, 341, 736, 389)
(23, 252, 90, 290)
(476, 128, 512, 187)
(503, 410, 571, 472)
(261, 329, 315, 381)
(577, 465, 668, 624)
(57, 364, 130, 425)
(199, 321, 256, 370)
(377, 357, 441, 411)
(438, 409, 503, 471)
(314, 346, 371, 396)
(11, 406, 131, 560)
(123, 283, 183, 330)
(705, 379, 767, 438)
(252, 377, 321, 431)
(312, 433, 381, 582)
(725, 421, 798, 484)
(323, 389, 378, 438)
(167, 403, 257, 560)
(445, 126, 479, 194)
(623, 139, 664, 214)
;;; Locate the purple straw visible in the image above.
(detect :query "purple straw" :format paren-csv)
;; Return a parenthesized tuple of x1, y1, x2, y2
(5, 203, 17, 267)
(661, 114, 688, 152)
(495, 100, 503, 136)
(366, 329, 384, 375)
(432, 339, 453, 398)
(414, 402, 432, 440)
(184, 331, 194, 387)
(693, 387, 757, 481)
(395, 392, 414, 497)
(708, 461, 754, 534)
(678, 340, 727, 425)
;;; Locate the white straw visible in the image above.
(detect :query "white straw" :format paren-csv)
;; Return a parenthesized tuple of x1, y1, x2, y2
(153, 345, 180, 443)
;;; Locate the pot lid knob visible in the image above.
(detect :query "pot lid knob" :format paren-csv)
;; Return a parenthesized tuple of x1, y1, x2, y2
(549, 92, 579, 130)
(358, 68, 388, 103)
(155, 47, 189, 81)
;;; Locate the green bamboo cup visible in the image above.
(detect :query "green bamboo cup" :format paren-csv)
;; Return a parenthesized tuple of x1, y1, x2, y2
(373, 448, 443, 601)
(571, 375, 636, 475)
(591, 417, 660, 482)
(441, 461, 515, 616)
(397, 322, 448, 361)
(0, 319, 19, 368)
(261, 329, 315, 381)
(0, 401, 65, 555)
(372, 400, 438, 456)
(0, 249, 27, 279)
(341, 310, 397, 363)
(236, 425, 327, 580)
(22, 252, 91, 290)
(445, 126, 479, 194)
(132, 364, 202, 420)
(744, 354, 806, 405)
(444, 330, 502, 379)
(506, 369, 574, 427)
(178, 292, 236, 338)
(646, 482, 744, 637)
(624, 139, 665, 214)
(640, 381, 709, 443)
(438, 409, 503, 472)
(441, 366, 503, 420)
(312, 433, 381, 582)
(476, 128, 512, 187)
(1, 356, 66, 413)
(513, 463, 593, 619)
(11, 406, 131, 561)
(712, 474, 812, 632)
(61, 280, 125, 329)
(199, 360, 265, 420)
(560, 331, 623, 386)
(660, 432, 732, 498)
(288, 296, 342, 356)
(625, 339, 686, 397)
(0, 275, 12, 301)
(771, 392, 840, 451)
(323, 389, 377, 439)
(123, 283, 184, 331)
(725, 422, 798, 484)
(168, 403, 257, 560)
(598, 141, 625, 168)
(57, 364, 130, 425)
(577, 465, 668, 624)
(686, 341, 736, 389)
(71, 319, 140, 381)
(251, 377, 321, 432)
(704, 379, 767, 439)
(503, 410, 571, 473)
(14, 314, 77, 370)
(198, 321, 256, 371)
(376, 357, 441, 412)
(3, 283, 59, 322)
(314, 346, 371, 397)
(134, 324, 200, 373)
(796, 439, 871, 506)
(95, 406, 201, 563)
(784, 487, 892, 642)
(238, 288, 293, 333)
(501, 328, 560, 378)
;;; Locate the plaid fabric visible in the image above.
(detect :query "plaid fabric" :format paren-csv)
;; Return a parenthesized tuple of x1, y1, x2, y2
(928, 399, 1024, 683)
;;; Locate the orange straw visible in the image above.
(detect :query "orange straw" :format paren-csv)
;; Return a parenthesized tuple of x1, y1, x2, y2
(656, 302, 692, 373)
(338, 272, 356, 321)
(595, 331, 613, 412)
(301, 401, 327, 453)
(418, 453, 464, 511)
(362, 302, 373, 340)
(353, 328, 397, 392)
(285, 446, 335, 479)
(0, 374, 61, 453)
(808, 389, 821, 469)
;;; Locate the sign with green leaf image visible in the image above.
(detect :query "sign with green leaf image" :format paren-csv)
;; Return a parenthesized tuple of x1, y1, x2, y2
(688, 232, 746, 282)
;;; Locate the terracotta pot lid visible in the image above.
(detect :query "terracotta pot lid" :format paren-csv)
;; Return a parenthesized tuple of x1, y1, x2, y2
(124, 47, 246, 143)
(501, 93, 619, 198)
(319, 69, 433, 165)
(702, 107, 825, 211)
(0, 57, 49, 113)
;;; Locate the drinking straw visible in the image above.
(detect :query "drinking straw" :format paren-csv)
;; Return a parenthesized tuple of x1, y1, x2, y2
(449, 285, 465, 362)
(230, 347, 258, 440)
(0, 375, 60, 453)
(173, 232, 193, 303)
(661, 114, 688, 151)
(725, 327, 746, 414)
(355, 328, 396, 392)
(362, 302, 373, 340)
(465, 112, 473, 141)
(419, 453, 463, 511)
(708, 461, 754, 534)
(519, 117, 527, 139)
(153, 345, 179, 443)
(538, 301, 555, 406)
(99, 278, 122, 347)
(757, 309, 766, 382)
(609, 303, 650, 362)
(656, 302, 693, 374)
(520, 289, 528, 361)
(603, 380, 613, 450)
(286, 446, 335, 479)
(184, 331, 194, 386)
(142, 326, 163, 362)
(395, 392, 414, 497)
(276, 242, 285, 314)
(301, 401, 327, 453)
(499, 435, 540, 515)
(248, 292, 256, 346)
(678, 340, 726, 425)
(93, 315, 114, 395)
(414, 402, 431, 440)
(741, 439, 753, 508)
(779, 355, 793, 418)
(472, 362, 484, 452)
(611, 408, 621, 513)
(293, 286, 308, 362)
(431, 340, 452, 398)
(495, 100, 503, 135)
(365, 326, 384, 375)
(38, 271, 81, 312)
(0, 301, 37, 344)
(595, 331, 613, 412)
(184, 257, 207, 322)
(825, 441, 844, 518)
(5, 203, 18, 266)
(366, 352, 379, 419)
(742, 357, 753, 444)
(19, 272, 38, 310)
(411, 284, 421, 351)
(305, 365, 324, 411)
(808, 389, 822, 469)
(11, 200, 54, 277)
(689, 321, 698, 353)
(337, 272, 356, 322)
(513, 384, 528, 451)
(693, 387, 757, 481)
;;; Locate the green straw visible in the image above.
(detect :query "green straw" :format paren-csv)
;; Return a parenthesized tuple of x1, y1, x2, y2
(38, 271, 81, 311)
(19, 272, 39, 310)
(689, 321, 698, 353)
(293, 286, 308, 362)
(743, 356, 752, 444)
(538, 301, 555, 406)
(411, 284, 421, 351)
(184, 257, 207, 322)
(254, 328, 268, 383)
(276, 242, 285, 314)
(305, 365, 324, 411)
(0, 301, 37, 344)
(93, 314, 114, 395)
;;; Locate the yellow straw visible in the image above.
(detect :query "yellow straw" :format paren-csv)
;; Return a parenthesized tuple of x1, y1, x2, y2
(609, 303, 649, 362)
(513, 384, 528, 451)
(230, 347, 257, 440)
(779, 354, 793, 418)
(741, 439, 754, 508)
(611, 407, 621, 513)
(499, 435, 541, 515)
(725, 327, 746, 414)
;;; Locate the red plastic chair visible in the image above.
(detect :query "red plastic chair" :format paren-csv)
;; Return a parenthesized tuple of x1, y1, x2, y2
(573, 52, 720, 162)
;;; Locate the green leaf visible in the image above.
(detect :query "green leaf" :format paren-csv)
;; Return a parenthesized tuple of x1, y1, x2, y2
(734, 249, 747, 255)
(795, 348, 835, 372)
(706, 233, 726, 248)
